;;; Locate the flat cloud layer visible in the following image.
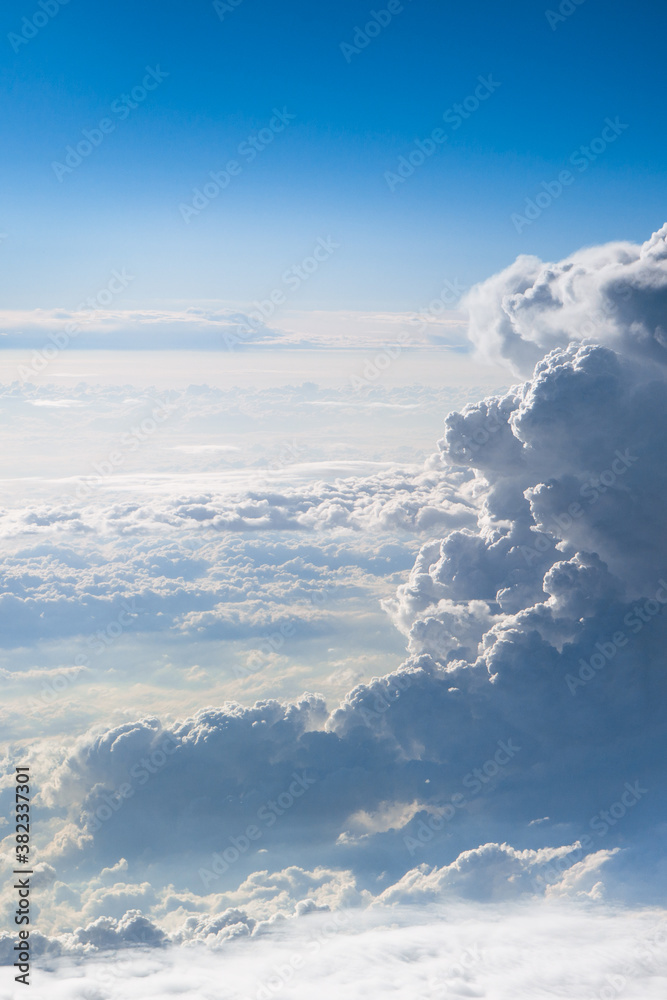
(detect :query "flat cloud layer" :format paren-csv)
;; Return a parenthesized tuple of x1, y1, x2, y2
(13, 903, 667, 1000)
(0, 380, 486, 729)
(0, 304, 467, 351)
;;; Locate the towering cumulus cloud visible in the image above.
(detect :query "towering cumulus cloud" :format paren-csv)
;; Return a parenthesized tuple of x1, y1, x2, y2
(45, 229, 667, 888)
(6, 229, 667, 994)
(464, 222, 667, 375)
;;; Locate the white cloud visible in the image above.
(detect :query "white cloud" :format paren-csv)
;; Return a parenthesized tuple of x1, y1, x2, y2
(0, 844, 621, 963)
(6, 901, 667, 999)
(0, 304, 468, 351)
(6, 329, 667, 912)
(464, 222, 667, 374)
(4, 227, 667, 980)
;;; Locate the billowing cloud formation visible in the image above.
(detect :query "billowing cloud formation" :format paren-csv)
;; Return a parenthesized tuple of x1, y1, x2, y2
(41, 339, 667, 879)
(0, 469, 472, 544)
(0, 846, 616, 961)
(464, 222, 667, 374)
(4, 229, 667, 983)
(10, 231, 666, 924)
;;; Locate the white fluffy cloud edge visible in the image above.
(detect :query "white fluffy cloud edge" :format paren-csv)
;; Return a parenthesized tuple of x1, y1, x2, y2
(4, 224, 667, 994)
(8, 901, 667, 1000)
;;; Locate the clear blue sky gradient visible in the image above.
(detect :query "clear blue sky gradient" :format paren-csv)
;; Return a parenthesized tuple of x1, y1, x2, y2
(1, 0, 664, 311)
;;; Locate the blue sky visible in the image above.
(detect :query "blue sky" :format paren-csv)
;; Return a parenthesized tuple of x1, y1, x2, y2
(1, 0, 665, 313)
